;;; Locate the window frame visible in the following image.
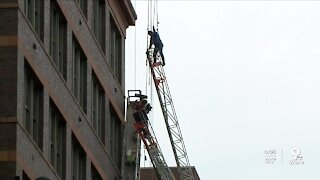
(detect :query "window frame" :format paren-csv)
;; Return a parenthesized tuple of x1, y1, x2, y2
(24, 0, 44, 40)
(92, 0, 106, 53)
(72, 36, 87, 113)
(50, 0, 67, 80)
(49, 101, 66, 178)
(92, 72, 105, 142)
(110, 18, 122, 84)
(24, 61, 44, 150)
(72, 135, 87, 180)
(109, 104, 123, 170)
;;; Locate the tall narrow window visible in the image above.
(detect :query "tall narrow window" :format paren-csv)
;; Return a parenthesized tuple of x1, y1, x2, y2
(72, 36, 87, 113)
(91, 164, 102, 180)
(110, 19, 122, 84)
(24, 0, 44, 40)
(75, 0, 87, 18)
(92, 0, 105, 52)
(50, 0, 67, 79)
(92, 72, 105, 142)
(72, 135, 86, 180)
(110, 104, 122, 170)
(49, 101, 66, 179)
(24, 61, 44, 149)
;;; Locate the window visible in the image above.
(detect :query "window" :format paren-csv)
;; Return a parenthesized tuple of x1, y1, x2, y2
(110, 19, 122, 84)
(72, 36, 87, 113)
(92, 72, 105, 142)
(91, 164, 102, 180)
(72, 135, 86, 180)
(110, 104, 122, 170)
(24, 61, 43, 149)
(22, 171, 31, 180)
(92, 0, 105, 52)
(50, 0, 67, 79)
(24, 0, 44, 40)
(49, 101, 66, 178)
(75, 0, 87, 18)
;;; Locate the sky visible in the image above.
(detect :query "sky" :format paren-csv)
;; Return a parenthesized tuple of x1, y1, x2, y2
(125, 1, 320, 179)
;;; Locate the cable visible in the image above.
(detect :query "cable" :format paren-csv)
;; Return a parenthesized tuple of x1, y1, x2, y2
(148, 0, 151, 31)
(147, 0, 149, 30)
(134, 0, 137, 89)
(146, 0, 152, 95)
(155, 0, 159, 31)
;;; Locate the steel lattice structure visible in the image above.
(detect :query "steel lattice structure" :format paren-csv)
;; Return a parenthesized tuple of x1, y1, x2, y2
(147, 49, 194, 180)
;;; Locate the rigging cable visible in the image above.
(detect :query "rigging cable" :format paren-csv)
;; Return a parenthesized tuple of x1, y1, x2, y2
(155, 0, 159, 30)
(134, 0, 137, 89)
(152, 0, 156, 28)
(147, 0, 158, 168)
(148, 0, 152, 31)
(146, 0, 151, 94)
(146, 0, 155, 123)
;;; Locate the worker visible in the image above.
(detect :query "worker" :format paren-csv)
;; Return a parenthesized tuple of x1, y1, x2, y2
(134, 98, 152, 114)
(142, 98, 152, 114)
(133, 98, 152, 124)
(148, 27, 165, 66)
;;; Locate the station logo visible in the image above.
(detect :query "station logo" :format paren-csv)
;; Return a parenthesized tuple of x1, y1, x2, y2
(289, 148, 304, 165)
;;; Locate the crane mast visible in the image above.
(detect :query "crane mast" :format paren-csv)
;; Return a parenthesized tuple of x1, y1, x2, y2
(146, 48, 194, 180)
(127, 1, 194, 178)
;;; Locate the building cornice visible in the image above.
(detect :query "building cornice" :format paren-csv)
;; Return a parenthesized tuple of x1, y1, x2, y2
(118, 0, 137, 26)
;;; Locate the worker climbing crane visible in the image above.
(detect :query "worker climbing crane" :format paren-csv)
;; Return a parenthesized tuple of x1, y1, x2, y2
(127, 28, 194, 179)
(146, 31, 194, 179)
(145, 0, 195, 179)
(126, 0, 194, 179)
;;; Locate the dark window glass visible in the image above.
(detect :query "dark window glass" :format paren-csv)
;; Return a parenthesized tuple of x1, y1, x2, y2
(72, 36, 87, 113)
(50, 0, 67, 79)
(24, 61, 44, 150)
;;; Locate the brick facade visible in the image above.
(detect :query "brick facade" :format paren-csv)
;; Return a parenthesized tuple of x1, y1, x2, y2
(0, 0, 136, 179)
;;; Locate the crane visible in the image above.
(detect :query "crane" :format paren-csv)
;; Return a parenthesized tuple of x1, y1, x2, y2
(126, 46, 194, 180)
(127, 90, 175, 180)
(146, 44, 194, 180)
(126, 0, 194, 179)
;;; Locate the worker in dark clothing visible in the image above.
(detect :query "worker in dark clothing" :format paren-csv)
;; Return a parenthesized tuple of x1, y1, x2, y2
(148, 27, 165, 66)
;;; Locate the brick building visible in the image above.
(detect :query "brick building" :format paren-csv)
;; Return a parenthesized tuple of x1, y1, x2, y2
(0, 0, 136, 179)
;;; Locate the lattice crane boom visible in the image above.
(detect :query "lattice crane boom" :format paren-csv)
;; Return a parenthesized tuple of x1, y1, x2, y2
(147, 49, 194, 180)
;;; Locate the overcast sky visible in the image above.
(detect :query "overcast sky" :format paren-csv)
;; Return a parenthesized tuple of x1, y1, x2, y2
(126, 1, 320, 179)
